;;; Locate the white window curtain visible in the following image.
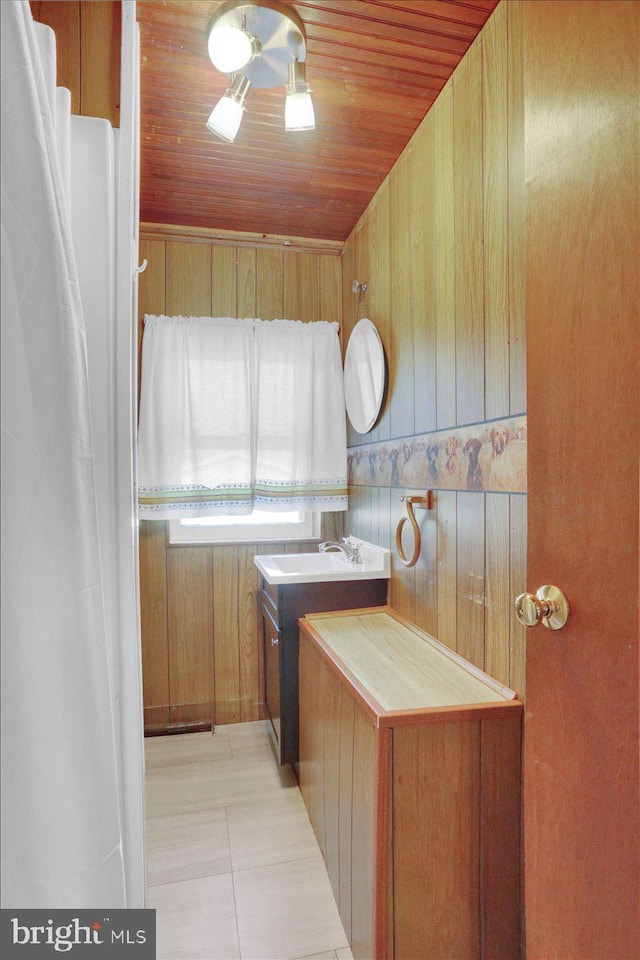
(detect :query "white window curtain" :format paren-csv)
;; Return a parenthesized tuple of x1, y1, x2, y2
(138, 315, 348, 518)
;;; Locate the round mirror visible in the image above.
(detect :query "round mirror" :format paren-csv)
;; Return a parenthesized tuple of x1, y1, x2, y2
(344, 318, 386, 433)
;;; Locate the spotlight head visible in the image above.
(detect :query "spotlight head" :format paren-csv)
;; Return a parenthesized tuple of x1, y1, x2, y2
(206, 74, 251, 143)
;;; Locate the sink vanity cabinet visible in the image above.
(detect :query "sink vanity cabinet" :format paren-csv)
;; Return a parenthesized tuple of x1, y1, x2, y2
(299, 607, 523, 960)
(259, 578, 388, 765)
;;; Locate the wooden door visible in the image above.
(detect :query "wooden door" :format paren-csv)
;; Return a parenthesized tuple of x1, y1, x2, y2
(523, 3, 639, 958)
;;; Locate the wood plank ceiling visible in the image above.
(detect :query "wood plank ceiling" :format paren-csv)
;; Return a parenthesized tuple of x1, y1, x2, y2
(138, 0, 499, 241)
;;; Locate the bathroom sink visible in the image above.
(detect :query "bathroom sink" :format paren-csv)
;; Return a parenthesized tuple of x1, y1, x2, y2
(254, 538, 390, 585)
(263, 554, 351, 574)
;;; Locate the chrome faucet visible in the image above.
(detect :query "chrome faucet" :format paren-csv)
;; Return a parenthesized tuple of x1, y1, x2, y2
(319, 537, 362, 563)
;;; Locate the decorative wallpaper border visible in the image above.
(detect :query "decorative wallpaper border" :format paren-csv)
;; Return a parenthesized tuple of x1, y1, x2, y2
(347, 415, 527, 493)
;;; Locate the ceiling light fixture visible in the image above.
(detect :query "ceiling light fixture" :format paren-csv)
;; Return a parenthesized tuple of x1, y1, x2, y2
(205, 0, 315, 144)
(206, 74, 251, 143)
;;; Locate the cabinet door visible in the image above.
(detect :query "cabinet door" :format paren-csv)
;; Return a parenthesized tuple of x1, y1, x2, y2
(262, 604, 281, 746)
(392, 721, 480, 960)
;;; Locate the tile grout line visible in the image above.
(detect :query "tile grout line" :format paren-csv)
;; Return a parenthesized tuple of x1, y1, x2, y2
(225, 805, 243, 960)
(231, 853, 324, 878)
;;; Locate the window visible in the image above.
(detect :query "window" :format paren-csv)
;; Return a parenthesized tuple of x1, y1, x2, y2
(138, 317, 347, 520)
(168, 508, 320, 545)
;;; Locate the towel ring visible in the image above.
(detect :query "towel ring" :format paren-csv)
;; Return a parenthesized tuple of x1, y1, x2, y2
(395, 491, 434, 567)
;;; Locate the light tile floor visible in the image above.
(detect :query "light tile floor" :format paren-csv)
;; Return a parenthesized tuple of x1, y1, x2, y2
(145, 722, 354, 960)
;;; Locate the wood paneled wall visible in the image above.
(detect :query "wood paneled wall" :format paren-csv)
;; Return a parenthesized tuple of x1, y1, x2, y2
(137, 226, 343, 728)
(30, 1, 121, 127)
(344, 2, 527, 699)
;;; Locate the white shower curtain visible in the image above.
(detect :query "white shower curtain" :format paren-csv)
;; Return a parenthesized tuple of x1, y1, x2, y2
(1, 0, 126, 907)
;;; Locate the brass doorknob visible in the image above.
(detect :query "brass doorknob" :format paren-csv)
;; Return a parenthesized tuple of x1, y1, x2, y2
(514, 585, 569, 630)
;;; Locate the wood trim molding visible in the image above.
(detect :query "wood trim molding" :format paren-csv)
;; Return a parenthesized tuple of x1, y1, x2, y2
(140, 222, 344, 256)
(378, 700, 522, 728)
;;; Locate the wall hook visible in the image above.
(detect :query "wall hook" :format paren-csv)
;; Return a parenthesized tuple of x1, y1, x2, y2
(352, 279, 367, 295)
(395, 490, 434, 567)
(136, 259, 148, 274)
